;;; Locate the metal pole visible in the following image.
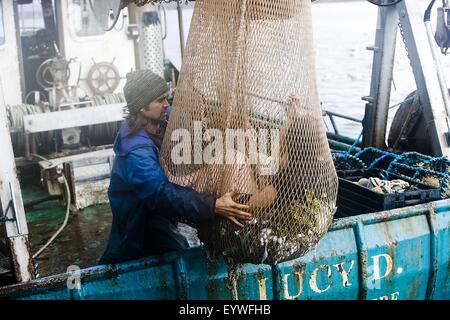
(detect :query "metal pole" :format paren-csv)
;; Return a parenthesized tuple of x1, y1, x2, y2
(397, 0, 450, 156)
(177, 1, 185, 60)
(135, 4, 165, 76)
(424, 6, 450, 116)
(0, 77, 35, 282)
(372, 6, 398, 149)
(363, 6, 398, 149)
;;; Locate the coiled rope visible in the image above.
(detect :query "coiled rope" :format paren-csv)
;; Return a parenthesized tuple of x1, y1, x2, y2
(7, 104, 53, 156)
(87, 93, 125, 145)
(6, 93, 125, 155)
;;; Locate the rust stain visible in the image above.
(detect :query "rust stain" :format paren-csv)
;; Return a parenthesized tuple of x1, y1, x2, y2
(407, 276, 422, 299)
(360, 253, 368, 299)
(386, 243, 397, 286)
(293, 262, 306, 273)
(336, 263, 351, 287)
(6, 237, 35, 284)
(8, 243, 21, 283)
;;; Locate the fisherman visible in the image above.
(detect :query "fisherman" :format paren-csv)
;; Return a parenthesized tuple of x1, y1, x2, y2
(99, 70, 252, 264)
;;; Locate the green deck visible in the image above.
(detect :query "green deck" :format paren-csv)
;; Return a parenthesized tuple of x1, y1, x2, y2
(22, 184, 112, 277)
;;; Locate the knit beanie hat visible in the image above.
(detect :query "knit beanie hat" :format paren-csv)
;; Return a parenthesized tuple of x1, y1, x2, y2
(123, 70, 169, 115)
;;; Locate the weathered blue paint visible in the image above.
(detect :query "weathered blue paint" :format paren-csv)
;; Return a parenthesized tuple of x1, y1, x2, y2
(0, 200, 449, 300)
(433, 204, 450, 299)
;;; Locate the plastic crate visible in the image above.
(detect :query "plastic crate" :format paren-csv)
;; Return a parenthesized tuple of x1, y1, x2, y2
(336, 168, 441, 218)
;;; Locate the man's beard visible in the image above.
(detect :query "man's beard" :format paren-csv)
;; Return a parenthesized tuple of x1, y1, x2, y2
(142, 113, 165, 125)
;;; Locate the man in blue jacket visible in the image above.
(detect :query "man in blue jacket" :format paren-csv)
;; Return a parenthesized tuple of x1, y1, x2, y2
(99, 70, 252, 264)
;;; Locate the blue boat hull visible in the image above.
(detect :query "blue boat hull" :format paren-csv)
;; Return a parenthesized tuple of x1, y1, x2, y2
(0, 199, 448, 300)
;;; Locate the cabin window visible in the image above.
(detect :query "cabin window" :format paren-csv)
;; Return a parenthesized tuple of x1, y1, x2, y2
(17, 0, 58, 60)
(0, 1, 5, 45)
(72, 0, 106, 37)
(18, 0, 56, 37)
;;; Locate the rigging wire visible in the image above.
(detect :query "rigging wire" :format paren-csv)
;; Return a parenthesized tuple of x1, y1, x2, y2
(88, 0, 122, 32)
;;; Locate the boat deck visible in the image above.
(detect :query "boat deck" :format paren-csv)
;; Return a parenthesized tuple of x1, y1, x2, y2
(23, 183, 111, 277)
(22, 181, 203, 278)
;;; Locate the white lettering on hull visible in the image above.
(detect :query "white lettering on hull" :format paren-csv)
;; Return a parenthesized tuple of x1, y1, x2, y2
(256, 253, 401, 300)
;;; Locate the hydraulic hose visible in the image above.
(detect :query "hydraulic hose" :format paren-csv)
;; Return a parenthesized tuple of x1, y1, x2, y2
(30, 153, 71, 259)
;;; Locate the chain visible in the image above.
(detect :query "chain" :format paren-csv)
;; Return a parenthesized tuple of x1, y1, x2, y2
(134, 0, 153, 5)
(398, 21, 411, 60)
(134, 0, 186, 5)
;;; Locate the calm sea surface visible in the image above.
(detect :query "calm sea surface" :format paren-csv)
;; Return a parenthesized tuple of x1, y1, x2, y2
(163, 0, 450, 139)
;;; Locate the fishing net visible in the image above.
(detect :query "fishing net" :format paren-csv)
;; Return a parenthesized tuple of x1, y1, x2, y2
(160, 0, 338, 265)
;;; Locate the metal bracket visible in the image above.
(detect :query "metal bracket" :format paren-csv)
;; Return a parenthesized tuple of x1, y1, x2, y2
(8, 182, 23, 235)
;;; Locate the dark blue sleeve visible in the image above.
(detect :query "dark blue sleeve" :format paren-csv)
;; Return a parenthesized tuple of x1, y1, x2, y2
(125, 146, 215, 224)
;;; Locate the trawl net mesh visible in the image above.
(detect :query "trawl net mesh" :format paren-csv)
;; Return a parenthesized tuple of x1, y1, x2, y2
(160, 0, 338, 264)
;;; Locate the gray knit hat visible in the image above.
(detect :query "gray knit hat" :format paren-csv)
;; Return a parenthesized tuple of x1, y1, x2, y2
(123, 70, 169, 115)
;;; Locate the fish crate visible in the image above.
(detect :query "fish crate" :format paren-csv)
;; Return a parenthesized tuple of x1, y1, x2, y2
(335, 168, 440, 218)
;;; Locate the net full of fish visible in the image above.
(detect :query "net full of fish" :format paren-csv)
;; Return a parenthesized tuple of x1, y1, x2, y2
(161, 0, 338, 265)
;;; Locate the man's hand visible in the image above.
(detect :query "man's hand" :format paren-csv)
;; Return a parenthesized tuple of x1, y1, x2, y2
(287, 94, 301, 120)
(279, 94, 302, 168)
(215, 191, 253, 228)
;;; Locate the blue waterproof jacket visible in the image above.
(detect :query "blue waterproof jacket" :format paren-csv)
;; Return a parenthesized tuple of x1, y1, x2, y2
(99, 120, 215, 264)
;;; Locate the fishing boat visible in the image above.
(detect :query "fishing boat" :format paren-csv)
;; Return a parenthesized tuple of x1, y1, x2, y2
(0, 0, 448, 300)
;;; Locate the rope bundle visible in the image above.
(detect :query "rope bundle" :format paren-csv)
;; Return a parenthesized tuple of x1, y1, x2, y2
(87, 93, 125, 146)
(7, 104, 53, 157)
(6, 93, 125, 156)
(332, 147, 450, 199)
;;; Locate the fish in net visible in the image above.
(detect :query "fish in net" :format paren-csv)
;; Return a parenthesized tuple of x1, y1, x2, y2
(160, 0, 338, 265)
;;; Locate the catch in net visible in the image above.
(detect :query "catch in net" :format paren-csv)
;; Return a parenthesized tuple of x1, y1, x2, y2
(160, 0, 338, 265)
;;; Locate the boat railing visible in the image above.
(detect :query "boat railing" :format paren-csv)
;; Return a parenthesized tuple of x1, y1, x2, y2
(323, 109, 363, 136)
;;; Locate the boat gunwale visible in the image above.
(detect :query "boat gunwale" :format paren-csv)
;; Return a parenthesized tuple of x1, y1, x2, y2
(0, 197, 448, 299)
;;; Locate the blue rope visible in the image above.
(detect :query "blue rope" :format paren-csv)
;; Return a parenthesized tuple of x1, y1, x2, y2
(332, 129, 450, 199)
(353, 146, 398, 169)
(387, 160, 450, 198)
(368, 153, 397, 169)
(344, 129, 363, 161)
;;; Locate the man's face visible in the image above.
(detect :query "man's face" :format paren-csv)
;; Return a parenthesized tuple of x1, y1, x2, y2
(140, 92, 170, 123)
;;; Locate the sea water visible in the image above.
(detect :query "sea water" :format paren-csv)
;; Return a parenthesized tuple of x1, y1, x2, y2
(162, 0, 450, 139)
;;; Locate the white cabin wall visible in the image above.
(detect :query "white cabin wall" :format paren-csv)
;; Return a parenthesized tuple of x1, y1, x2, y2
(60, 1, 136, 98)
(0, 1, 23, 106)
